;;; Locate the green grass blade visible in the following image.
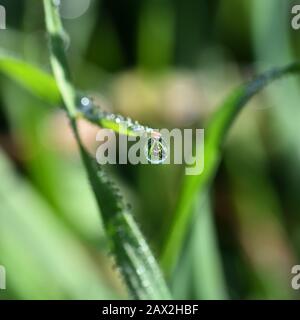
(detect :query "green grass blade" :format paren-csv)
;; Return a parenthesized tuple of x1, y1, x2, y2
(191, 194, 227, 299)
(43, 0, 171, 299)
(0, 50, 158, 138)
(161, 62, 300, 275)
(0, 51, 60, 104)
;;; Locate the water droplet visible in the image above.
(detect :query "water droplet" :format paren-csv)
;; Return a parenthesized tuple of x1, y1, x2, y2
(115, 115, 124, 124)
(142, 280, 150, 288)
(131, 124, 144, 132)
(145, 127, 153, 134)
(98, 170, 109, 183)
(147, 256, 155, 264)
(78, 95, 96, 120)
(126, 117, 133, 126)
(145, 133, 168, 164)
(136, 266, 145, 276)
(106, 113, 115, 121)
(80, 96, 91, 107)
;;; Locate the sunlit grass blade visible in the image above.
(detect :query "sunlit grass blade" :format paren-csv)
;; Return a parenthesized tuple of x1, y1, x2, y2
(0, 51, 157, 138)
(0, 50, 60, 104)
(161, 62, 300, 275)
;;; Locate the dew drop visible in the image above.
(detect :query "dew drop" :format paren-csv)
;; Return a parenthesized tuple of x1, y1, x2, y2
(126, 117, 133, 126)
(145, 133, 168, 164)
(98, 170, 109, 183)
(106, 113, 115, 121)
(80, 96, 91, 107)
(136, 266, 145, 276)
(78, 95, 95, 118)
(131, 124, 144, 132)
(115, 115, 125, 124)
(145, 127, 153, 134)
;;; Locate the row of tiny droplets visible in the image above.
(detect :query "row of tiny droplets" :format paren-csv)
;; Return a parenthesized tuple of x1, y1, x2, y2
(78, 96, 168, 165)
(78, 96, 154, 136)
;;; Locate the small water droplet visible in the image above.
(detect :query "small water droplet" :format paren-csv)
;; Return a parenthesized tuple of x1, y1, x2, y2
(106, 113, 115, 121)
(145, 127, 153, 134)
(142, 280, 150, 288)
(145, 133, 168, 164)
(147, 256, 155, 264)
(98, 170, 109, 183)
(131, 124, 144, 132)
(138, 245, 147, 254)
(126, 117, 133, 126)
(136, 266, 145, 276)
(115, 115, 124, 124)
(80, 96, 91, 107)
(81, 97, 89, 106)
(78, 95, 97, 120)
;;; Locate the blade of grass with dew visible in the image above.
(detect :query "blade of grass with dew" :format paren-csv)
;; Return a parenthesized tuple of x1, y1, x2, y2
(161, 62, 300, 275)
(0, 51, 157, 138)
(1, 79, 104, 241)
(43, 0, 170, 299)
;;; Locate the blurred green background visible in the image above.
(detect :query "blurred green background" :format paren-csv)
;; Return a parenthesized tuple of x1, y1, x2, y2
(1, 0, 300, 299)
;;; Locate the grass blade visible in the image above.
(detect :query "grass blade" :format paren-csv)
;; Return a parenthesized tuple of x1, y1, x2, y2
(43, 0, 171, 299)
(161, 62, 300, 275)
(191, 194, 227, 299)
(0, 50, 60, 104)
(0, 51, 158, 138)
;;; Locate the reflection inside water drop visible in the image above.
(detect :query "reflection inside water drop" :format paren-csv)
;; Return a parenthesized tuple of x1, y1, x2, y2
(145, 133, 168, 164)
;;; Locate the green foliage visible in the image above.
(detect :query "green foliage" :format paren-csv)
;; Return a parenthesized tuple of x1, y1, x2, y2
(0, 51, 60, 104)
(0, 149, 116, 299)
(1, 0, 299, 300)
(1, 33, 299, 299)
(42, 0, 171, 300)
(161, 63, 300, 275)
